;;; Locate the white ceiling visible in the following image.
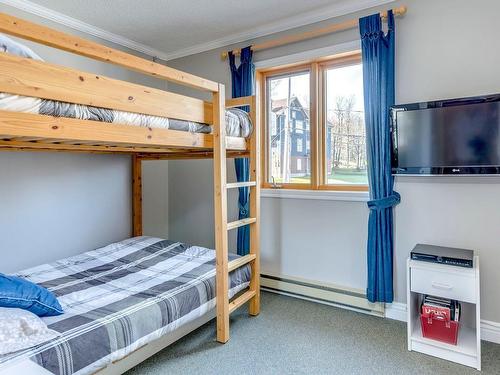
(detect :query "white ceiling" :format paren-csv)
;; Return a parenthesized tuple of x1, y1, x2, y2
(7, 0, 393, 60)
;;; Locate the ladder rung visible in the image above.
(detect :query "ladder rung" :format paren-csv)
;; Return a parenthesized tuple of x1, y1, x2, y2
(229, 289, 257, 314)
(228, 254, 256, 273)
(227, 217, 256, 230)
(226, 181, 257, 189)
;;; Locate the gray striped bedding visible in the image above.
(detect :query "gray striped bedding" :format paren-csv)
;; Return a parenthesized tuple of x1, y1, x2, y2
(0, 237, 251, 375)
(0, 34, 252, 138)
(0, 93, 253, 138)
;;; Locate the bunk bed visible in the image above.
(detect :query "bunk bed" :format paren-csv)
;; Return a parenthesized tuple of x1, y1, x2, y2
(0, 12, 260, 375)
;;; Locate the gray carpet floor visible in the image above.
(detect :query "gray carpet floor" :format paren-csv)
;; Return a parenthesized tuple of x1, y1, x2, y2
(127, 292, 500, 375)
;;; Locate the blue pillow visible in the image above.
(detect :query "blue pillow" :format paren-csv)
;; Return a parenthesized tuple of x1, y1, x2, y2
(0, 273, 63, 317)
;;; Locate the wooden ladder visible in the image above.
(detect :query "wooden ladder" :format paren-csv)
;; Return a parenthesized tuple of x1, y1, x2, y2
(213, 87, 260, 343)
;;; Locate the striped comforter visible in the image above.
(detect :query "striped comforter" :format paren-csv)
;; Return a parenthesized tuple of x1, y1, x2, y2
(0, 93, 253, 138)
(0, 237, 251, 375)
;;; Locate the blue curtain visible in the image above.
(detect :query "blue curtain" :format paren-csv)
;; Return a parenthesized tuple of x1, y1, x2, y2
(359, 11, 401, 303)
(228, 46, 254, 255)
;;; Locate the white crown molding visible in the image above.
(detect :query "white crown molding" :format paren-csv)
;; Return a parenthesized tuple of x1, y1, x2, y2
(385, 302, 500, 344)
(0, 0, 171, 60)
(162, 0, 395, 61)
(1, 0, 395, 62)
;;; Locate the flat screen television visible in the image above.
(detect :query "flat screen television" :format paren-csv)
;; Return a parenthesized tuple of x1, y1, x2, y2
(391, 93, 500, 175)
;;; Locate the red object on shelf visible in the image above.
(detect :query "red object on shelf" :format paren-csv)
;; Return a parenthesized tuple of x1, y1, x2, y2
(420, 312, 459, 345)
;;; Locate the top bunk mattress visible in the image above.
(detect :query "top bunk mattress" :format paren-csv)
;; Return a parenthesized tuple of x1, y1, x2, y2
(0, 93, 253, 138)
(0, 237, 251, 375)
(0, 34, 253, 138)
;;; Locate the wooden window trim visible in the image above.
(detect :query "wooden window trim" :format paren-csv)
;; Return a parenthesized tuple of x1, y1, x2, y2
(258, 52, 368, 192)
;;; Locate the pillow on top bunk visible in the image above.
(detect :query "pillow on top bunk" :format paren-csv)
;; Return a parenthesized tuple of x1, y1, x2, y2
(0, 307, 60, 355)
(0, 33, 43, 60)
(0, 273, 63, 317)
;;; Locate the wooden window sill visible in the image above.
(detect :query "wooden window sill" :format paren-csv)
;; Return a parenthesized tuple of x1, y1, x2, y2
(261, 188, 369, 202)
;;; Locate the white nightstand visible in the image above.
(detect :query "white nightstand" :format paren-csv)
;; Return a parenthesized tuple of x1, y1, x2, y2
(407, 256, 481, 370)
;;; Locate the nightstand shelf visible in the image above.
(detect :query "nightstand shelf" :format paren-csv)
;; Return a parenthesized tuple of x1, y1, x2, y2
(407, 255, 481, 370)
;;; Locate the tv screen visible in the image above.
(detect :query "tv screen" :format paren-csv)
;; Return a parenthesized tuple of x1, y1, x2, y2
(391, 94, 500, 175)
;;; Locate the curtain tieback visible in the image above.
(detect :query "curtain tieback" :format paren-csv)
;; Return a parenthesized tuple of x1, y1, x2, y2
(238, 204, 249, 217)
(367, 191, 401, 210)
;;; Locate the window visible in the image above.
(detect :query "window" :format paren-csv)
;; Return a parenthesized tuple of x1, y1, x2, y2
(260, 53, 368, 191)
(297, 138, 303, 152)
(295, 120, 304, 134)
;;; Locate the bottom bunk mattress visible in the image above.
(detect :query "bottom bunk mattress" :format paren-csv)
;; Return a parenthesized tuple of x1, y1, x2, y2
(0, 236, 251, 375)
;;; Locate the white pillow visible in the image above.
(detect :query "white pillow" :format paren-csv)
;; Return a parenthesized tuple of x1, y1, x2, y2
(0, 34, 44, 61)
(0, 307, 60, 355)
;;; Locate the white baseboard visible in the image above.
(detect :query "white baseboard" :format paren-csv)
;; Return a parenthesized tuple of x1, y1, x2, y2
(262, 287, 383, 317)
(260, 274, 384, 316)
(384, 302, 500, 344)
(480, 320, 500, 344)
(384, 302, 407, 322)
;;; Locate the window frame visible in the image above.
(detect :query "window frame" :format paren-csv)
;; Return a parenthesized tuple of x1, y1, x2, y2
(258, 52, 368, 192)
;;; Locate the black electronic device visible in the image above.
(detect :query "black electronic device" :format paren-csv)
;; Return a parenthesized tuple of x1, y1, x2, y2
(410, 244, 474, 268)
(391, 93, 500, 175)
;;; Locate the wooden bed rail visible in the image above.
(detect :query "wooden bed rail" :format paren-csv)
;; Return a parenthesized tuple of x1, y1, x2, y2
(0, 13, 219, 92)
(225, 96, 254, 108)
(0, 52, 213, 124)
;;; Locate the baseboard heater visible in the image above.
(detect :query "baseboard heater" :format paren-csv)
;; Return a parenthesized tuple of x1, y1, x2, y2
(260, 273, 385, 316)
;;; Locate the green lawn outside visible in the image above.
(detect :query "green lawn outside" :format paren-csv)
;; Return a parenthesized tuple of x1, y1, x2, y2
(327, 169, 368, 184)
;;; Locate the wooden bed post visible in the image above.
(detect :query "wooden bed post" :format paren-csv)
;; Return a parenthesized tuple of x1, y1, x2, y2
(248, 92, 261, 316)
(132, 155, 143, 237)
(212, 83, 230, 343)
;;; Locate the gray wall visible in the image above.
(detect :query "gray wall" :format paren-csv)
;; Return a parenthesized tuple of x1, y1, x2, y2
(168, 159, 239, 251)
(0, 153, 131, 273)
(143, 160, 169, 238)
(0, 4, 168, 272)
(393, 0, 500, 322)
(164, 0, 500, 322)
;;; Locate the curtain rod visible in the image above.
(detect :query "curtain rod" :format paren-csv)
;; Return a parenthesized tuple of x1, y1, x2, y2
(221, 6, 407, 60)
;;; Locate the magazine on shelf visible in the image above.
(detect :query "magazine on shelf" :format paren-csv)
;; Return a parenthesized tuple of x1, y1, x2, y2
(421, 295, 461, 322)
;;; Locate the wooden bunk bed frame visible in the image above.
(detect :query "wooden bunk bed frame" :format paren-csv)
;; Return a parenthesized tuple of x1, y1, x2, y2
(0, 11, 260, 351)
